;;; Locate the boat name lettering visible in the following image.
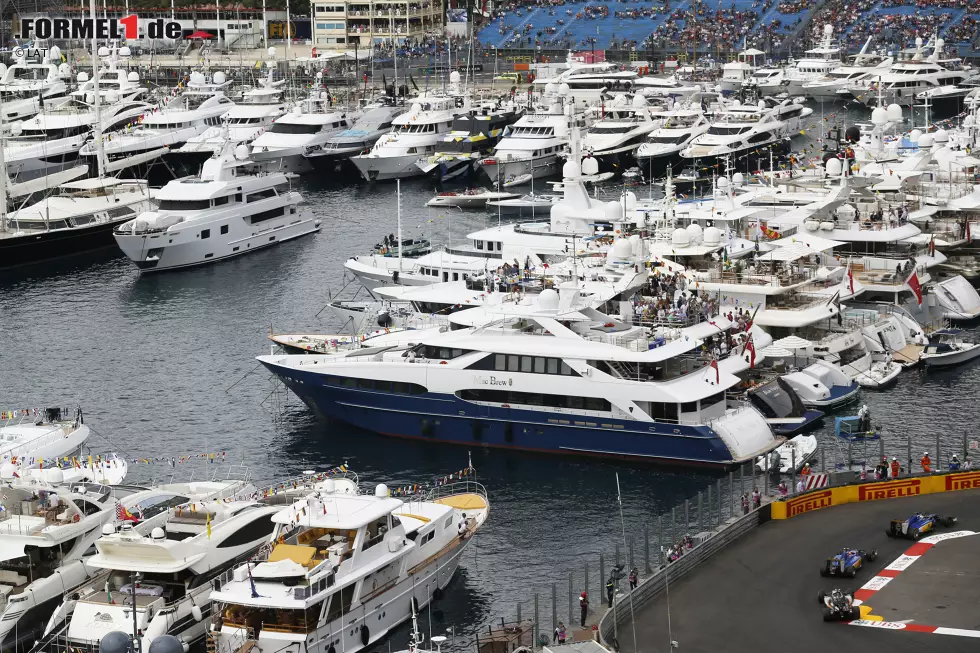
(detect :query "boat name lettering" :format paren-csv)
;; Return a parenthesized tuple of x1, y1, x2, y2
(857, 479, 921, 501)
(473, 375, 512, 387)
(786, 489, 832, 516)
(945, 472, 980, 492)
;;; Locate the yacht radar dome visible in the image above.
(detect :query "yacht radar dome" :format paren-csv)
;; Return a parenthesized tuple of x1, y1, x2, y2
(934, 129, 949, 143)
(686, 222, 704, 244)
(99, 631, 133, 653)
(128, 71, 139, 82)
(77, 71, 89, 82)
(562, 160, 581, 178)
(871, 107, 888, 126)
(672, 228, 691, 247)
(44, 468, 64, 483)
(118, 46, 131, 57)
(450, 71, 461, 84)
(732, 172, 745, 186)
(886, 104, 903, 122)
(825, 157, 842, 176)
(102, 523, 116, 535)
(147, 634, 185, 653)
(151, 527, 166, 540)
(544, 82, 557, 94)
(537, 288, 560, 310)
(234, 144, 250, 160)
(909, 129, 923, 142)
(581, 156, 599, 176)
(97, 46, 110, 57)
(622, 191, 637, 209)
(375, 483, 389, 497)
(268, 47, 277, 58)
(918, 133, 935, 148)
(213, 71, 227, 85)
(704, 226, 722, 245)
(558, 83, 571, 96)
(605, 200, 623, 219)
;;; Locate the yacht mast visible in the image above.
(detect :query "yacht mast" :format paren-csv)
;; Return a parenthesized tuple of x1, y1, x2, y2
(91, 0, 106, 179)
(397, 178, 403, 272)
(0, 92, 6, 232)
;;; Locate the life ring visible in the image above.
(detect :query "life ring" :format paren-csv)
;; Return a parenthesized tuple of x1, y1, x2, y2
(360, 625, 369, 646)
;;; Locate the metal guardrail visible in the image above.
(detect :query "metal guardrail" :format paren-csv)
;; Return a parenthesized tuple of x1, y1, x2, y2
(598, 506, 767, 646)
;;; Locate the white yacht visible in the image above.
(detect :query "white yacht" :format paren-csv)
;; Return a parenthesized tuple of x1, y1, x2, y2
(745, 66, 785, 95)
(305, 102, 405, 172)
(417, 105, 522, 181)
(5, 59, 152, 180)
(777, 25, 844, 96)
(0, 469, 252, 651)
(531, 55, 638, 108)
(0, 407, 88, 469)
(635, 108, 710, 176)
(847, 37, 973, 107)
(476, 92, 586, 184)
(719, 48, 765, 93)
(37, 496, 279, 653)
(80, 71, 235, 171)
(179, 71, 287, 160)
(801, 38, 892, 103)
(351, 80, 471, 181)
(250, 91, 355, 173)
(113, 140, 318, 271)
(681, 98, 811, 161)
(921, 329, 980, 368)
(0, 54, 71, 123)
(209, 478, 489, 653)
(578, 96, 661, 170)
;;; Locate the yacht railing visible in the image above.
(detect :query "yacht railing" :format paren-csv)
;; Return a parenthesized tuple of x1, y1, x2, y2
(424, 479, 488, 504)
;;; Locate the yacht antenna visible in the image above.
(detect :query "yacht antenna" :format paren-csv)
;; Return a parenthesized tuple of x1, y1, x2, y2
(0, 86, 7, 232)
(90, 0, 106, 179)
(391, 7, 399, 100)
(615, 473, 638, 653)
(397, 178, 403, 273)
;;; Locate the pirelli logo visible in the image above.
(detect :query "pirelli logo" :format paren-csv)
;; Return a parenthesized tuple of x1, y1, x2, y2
(787, 489, 833, 516)
(858, 479, 921, 501)
(945, 471, 980, 492)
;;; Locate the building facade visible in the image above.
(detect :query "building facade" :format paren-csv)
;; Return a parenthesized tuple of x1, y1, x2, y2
(313, 0, 443, 50)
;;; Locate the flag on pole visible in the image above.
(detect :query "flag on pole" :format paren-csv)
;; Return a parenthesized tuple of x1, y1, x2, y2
(709, 359, 719, 384)
(907, 271, 923, 305)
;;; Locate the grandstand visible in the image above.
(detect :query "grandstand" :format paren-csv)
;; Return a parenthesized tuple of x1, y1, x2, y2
(477, 0, 979, 59)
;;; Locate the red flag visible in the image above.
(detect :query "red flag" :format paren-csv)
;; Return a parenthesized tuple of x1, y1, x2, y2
(907, 271, 922, 305)
(928, 235, 935, 257)
(710, 359, 720, 384)
(847, 263, 854, 295)
(745, 337, 756, 369)
(967, 220, 972, 242)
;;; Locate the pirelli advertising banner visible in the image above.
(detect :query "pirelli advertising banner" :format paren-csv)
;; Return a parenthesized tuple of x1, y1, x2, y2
(771, 471, 980, 520)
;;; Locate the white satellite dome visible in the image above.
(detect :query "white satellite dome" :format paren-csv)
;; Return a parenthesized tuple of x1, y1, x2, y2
(268, 47, 277, 58)
(613, 238, 632, 259)
(936, 38, 944, 50)
(0, 462, 16, 479)
(102, 523, 116, 535)
(58, 63, 70, 76)
(128, 71, 140, 82)
(631, 94, 648, 107)
(234, 144, 250, 160)
(717, 177, 729, 190)
(672, 228, 690, 247)
(964, 115, 975, 128)
(189, 71, 206, 85)
(151, 527, 166, 539)
(703, 226, 722, 245)
(562, 159, 580, 179)
(49, 45, 61, 60)
(44, 468, 64, 483)
(544, 82, 557, 94)
(871, 107, 888, 126)
(411, 102, 422, 113)
(909, 129, 923, 143)
(322, 478, 336, 493)
(98, 46, 110, 57)
(77, 71, 90, 82)
(9, 121, 22, 136)
(605, 200, 623, 219)
(886, 104, 903, 122)
(732, 172, 745, 186)
(825, 158, 842, 176)
(118, 46, 131, 57)
(757, 100, 766, 110)
(213, 71, 227, 85)
(538, 288, 560, 310)
(105, 90, 119, 105)
(449, 70, 461, 84)
(374, 483, 389, 498)
(581, 156, 599, 176)
(558, 83, 571, 96)
(623, 191, 637, 210)
(686, 222, 704, 244)
(732, 99, 741, 107)
(918, 133, 935, 148)
(293, 104, 304, 116)
(934, 129, 949, 143)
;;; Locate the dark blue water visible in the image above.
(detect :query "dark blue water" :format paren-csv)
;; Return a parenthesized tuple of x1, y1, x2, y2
(1, 169, 978, 650)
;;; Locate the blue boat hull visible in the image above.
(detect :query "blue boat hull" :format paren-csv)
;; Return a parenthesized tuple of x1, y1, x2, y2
(266, 364, 743, 467)
(771, 409, 825, 437)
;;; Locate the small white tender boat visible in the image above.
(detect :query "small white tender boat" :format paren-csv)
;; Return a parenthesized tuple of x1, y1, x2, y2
(426, 188, 520, 208)
(502, 173, 533, 187)
(921, 329, 980, 368)
(853, 360, 903, 389)
(756, 434, 818, 473)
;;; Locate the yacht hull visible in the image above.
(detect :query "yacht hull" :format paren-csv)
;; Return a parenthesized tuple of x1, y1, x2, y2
(0, 219, 131, 270)
(351, 153, 427, 181)
(114, 210, 319, 272)
(262, 365, 748, 467)
(477, 154, 560, 184)
(922, 346, 980, 368)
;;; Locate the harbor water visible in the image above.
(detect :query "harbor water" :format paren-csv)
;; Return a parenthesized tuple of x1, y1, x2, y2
(2, 158, 979, 649)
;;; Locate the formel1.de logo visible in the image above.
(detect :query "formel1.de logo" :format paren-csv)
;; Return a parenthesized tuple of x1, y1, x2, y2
(20, 15, 183, 40)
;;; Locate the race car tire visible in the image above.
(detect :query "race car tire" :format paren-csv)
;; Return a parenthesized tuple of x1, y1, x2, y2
(845, 566, 856, 579)
(885, 528, 895, 538)
(849, 607, 861, 621)
(910, 527, 920, 540)
(820, 566, 830, 577)
(940, 516, 956, 527)
(817, 590, 827, 604)
(868, 549, 878, 561)
(822, 607, 833, 622)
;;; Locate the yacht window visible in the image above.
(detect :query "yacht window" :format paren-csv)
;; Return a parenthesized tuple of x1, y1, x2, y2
(476, 240, 484, 250)
(214, 196, 230, 206)
(324, 584, 355, 623)
(362, 517, 388, 551)
(75, 499, 103, 516)
(248, 207, 286, 224)
(216, 516, 276, 548)
(703, 391, 725, 408)
(201, 229, 211, 239)
(680, 401, 698, 413)
(106, 207, 135, 218)
(221, 225, 229, 235)
(444, 516, 453, 529)
(458, 389, 610, 412)
(707, 126, 750, 136)
(453, 273, 459, 281)
(546, 358, 559, 374)
(507, 355, 519, 372)
(270, 123, 322, 135)
(494, 354, 506, 371)
(520, 356, 533, 373)
(649, 402, 679, 422)
(159, 199, 210, 210)
(533, 357, 545, 373)
(560, 361, 573, 375)
(247, 188, 278, 203)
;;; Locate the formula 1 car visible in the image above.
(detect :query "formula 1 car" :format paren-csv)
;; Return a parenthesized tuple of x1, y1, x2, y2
(820, 548, 878, 578)
(818, 588, 860, 622)
(885, 513, 957, 540)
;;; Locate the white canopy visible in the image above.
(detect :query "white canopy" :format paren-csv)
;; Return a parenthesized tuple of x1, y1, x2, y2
(0, 541, 26, 562)
(772, 335, 813, 350)
(758, 345, 794, 359)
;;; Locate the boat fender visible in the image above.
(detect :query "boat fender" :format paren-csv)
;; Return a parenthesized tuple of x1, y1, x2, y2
(377, 313, 393, 328)
(191, 604, 203, 622)
(421, 420, 435, 437)
(360, 625, 370, 646)
(328, 647, 336, 653)
(412, 597, 420, 614)
(433, 587, 444, 601)
(392, 271, 400, 283)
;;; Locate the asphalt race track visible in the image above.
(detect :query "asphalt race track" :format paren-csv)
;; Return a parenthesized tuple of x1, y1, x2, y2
(618, 488, 980, 653)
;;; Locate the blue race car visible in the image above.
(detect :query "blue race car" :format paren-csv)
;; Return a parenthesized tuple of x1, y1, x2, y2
(820, 547, 877, 577)
(886, 513, 956, 540)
